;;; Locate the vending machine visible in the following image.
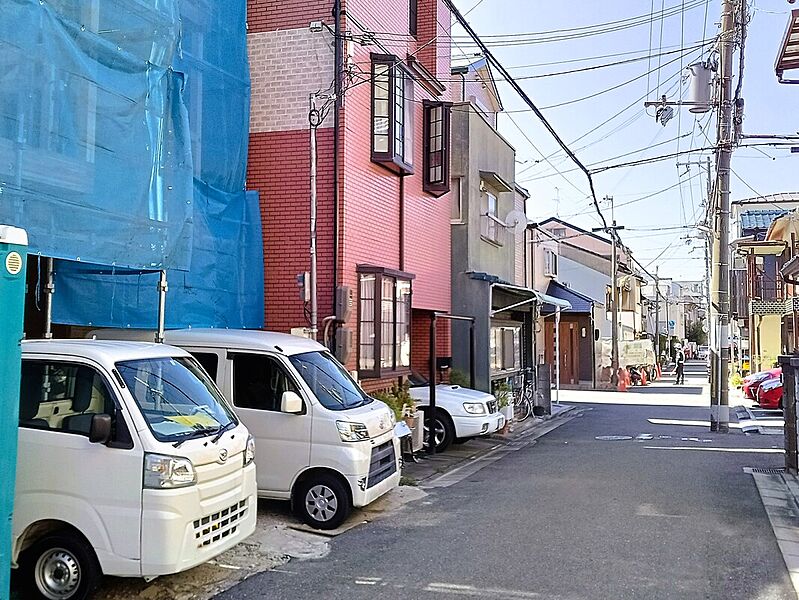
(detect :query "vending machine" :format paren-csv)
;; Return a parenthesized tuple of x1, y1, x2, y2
(0, 225, 27, 597)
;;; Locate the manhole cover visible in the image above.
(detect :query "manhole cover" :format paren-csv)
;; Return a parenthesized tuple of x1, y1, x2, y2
(595, 435, 633, 441)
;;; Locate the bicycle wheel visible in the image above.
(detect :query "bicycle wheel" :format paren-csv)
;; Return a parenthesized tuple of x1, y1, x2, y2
(514, 397, 532, 422)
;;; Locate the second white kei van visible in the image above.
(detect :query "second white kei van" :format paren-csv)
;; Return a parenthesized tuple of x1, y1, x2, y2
(92, 329, 401, 529)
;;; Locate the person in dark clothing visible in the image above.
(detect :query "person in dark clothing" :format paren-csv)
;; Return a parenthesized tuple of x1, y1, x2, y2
(674, 344, 686, 385)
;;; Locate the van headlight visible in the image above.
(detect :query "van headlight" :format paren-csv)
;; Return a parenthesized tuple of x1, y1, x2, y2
(143, 453, 196, 489)
(463, 402, 487, 415)
(336, 421, 370, 442)
(244, 435, 255, 467)
(389, 411, 397, 426)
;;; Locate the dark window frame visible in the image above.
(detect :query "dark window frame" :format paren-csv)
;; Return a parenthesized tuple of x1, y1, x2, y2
(357, 265, 415, 379)
(409, 0, 418, 37)
(371, 54, 414, 174)
(230, 352, 306, 414)
(423, 100, 451, 196)
(19, 359, 133, 448)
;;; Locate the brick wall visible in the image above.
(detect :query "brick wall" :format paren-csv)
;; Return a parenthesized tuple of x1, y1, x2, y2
(247, 129, 335, 333)
(248, 28, 335, 133)
(410, 309, 452, 383)
(247, 0, 332, 33)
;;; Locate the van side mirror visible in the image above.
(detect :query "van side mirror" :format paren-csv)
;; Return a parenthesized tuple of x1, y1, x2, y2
(89, 414, 113, 444)
(281, 391, 303, 414)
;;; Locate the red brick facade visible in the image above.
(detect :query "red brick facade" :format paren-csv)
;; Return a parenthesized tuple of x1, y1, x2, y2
(246, 0, 452, 388)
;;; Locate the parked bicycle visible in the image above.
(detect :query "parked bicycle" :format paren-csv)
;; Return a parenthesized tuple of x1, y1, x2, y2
(513, 368, 535, 422)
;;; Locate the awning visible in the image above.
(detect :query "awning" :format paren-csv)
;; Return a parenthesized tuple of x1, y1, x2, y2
(735, 239, 788, 257)
(490, 282, 571, 317)
(776, 9, 799, 82)
(542, 280, 594, 314)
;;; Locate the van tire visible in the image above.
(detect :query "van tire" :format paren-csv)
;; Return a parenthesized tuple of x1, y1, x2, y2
(295, 474, 351, 530)
(20, 532, 101, 600)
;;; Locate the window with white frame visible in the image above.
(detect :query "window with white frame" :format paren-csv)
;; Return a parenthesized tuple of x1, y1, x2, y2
(489, 326, 521, 372)
(544, 248, 558, 277)
(480, 188, 501, 244)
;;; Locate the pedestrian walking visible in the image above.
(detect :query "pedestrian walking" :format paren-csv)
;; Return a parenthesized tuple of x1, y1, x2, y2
(673, 344, 685, 385)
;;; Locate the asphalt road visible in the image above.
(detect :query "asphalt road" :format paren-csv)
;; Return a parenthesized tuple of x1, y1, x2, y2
(216, 371, 792, 599)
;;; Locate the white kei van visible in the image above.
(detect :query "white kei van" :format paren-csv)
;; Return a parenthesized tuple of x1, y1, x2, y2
(90, 329, 401, 530)
(13, 340, 257, 600)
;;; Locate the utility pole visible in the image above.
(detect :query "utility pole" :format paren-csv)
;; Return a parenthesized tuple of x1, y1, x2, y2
(593, 196, 624, 386)
(709, 0, 738, 433)
(654, 266, 660, 359)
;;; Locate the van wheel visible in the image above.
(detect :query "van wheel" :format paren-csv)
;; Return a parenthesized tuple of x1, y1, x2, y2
(296, 474, 351, 530)
(21, 533, 101, 600)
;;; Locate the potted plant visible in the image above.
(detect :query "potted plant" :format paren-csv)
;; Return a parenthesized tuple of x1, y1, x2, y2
(374, 383, 423, 455)
(493, 381, 513, 433)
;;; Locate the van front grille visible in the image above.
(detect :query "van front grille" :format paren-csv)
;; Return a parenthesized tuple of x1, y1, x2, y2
(193, 498, 248, 548)
(366, 440, 396, 489)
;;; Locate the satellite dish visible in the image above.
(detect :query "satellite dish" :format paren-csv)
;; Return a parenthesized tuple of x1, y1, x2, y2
(505, 209, 528, 237)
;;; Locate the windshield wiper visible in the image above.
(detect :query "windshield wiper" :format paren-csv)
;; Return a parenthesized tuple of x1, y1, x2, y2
(211, 420, 235, 444)
(172, 426, 218, 448)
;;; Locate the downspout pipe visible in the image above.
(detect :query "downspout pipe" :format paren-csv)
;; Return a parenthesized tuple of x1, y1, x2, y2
(332, 0, 342, 319)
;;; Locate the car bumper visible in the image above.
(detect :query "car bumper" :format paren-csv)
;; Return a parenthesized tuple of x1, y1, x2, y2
(452, 412, 505, 438)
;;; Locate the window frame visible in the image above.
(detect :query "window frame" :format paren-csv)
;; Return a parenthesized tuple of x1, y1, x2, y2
(544, 249, 558, 277)
(357, 265, 415, 379)
(409, 0, 418, 37)
(19, 358, 133, 448)
(371, 54, 414, 174)
(230, 352, 306, 414)
(423, 100, 452, 196)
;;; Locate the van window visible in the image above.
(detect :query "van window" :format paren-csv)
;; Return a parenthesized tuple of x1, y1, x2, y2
(117, 356, 236, 443)
(191, 352, 219, 380)
(289, 351, 372, 411)
(20, 361, 115, 436)
(232, 354, 301, 412)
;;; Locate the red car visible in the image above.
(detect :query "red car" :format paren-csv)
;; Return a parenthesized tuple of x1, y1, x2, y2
(742, 368, 781, 401)
(757, 377, 783, 409)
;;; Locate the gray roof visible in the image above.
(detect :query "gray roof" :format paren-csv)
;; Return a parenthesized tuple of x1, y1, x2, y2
(740, 209, 787, 232)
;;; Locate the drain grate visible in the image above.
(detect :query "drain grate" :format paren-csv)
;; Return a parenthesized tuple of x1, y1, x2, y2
(743, 467, 786, 474)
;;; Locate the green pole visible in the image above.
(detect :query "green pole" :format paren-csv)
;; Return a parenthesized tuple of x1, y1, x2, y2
(0, 226, 28, 598)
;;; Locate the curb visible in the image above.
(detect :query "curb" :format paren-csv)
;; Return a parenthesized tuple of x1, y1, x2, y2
(752, 471, 799, 598)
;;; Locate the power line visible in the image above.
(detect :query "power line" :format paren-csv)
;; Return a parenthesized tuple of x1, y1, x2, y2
(443, 0, 609, 230)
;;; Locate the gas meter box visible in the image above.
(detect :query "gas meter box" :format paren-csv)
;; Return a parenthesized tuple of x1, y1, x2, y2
(0, 225, 27, 596)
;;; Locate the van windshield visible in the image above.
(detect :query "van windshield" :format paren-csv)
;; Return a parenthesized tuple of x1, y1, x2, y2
(289, 351, 372, 411)
(116, 356, 236, 443)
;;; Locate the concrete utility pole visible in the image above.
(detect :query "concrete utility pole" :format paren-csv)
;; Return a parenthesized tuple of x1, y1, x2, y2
(593, 196, 624, 386)
(654, 266, 660, 359)
(709, 0, 738, 433)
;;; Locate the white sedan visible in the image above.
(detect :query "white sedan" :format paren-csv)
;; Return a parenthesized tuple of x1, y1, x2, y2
(408, 372, 505, 453)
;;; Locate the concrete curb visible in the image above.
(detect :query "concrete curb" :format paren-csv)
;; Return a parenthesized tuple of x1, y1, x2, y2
(752, 472, 799, 598)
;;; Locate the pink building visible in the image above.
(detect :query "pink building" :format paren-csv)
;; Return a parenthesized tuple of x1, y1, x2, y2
(246, 0, 453, 390)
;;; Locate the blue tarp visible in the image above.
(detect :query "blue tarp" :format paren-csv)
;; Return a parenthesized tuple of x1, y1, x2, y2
(1, 0, 263, 329)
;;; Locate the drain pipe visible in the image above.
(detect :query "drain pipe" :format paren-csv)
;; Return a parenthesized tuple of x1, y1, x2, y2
(155, 270, 167, 343)
(43, 257, 54, 339)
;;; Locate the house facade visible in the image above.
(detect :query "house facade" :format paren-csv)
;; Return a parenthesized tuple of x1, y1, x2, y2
(246, 0, 454, 390)
(448, 57, 537, 392)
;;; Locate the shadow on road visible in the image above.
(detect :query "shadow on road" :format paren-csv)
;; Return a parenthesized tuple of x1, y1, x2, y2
(628, 385, 704, 395)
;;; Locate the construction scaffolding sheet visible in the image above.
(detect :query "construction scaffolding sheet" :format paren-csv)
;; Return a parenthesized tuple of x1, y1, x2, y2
(1, 0, 263, 328)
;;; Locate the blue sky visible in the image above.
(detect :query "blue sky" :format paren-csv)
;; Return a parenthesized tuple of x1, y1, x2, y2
(453, 0, 797, 281)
